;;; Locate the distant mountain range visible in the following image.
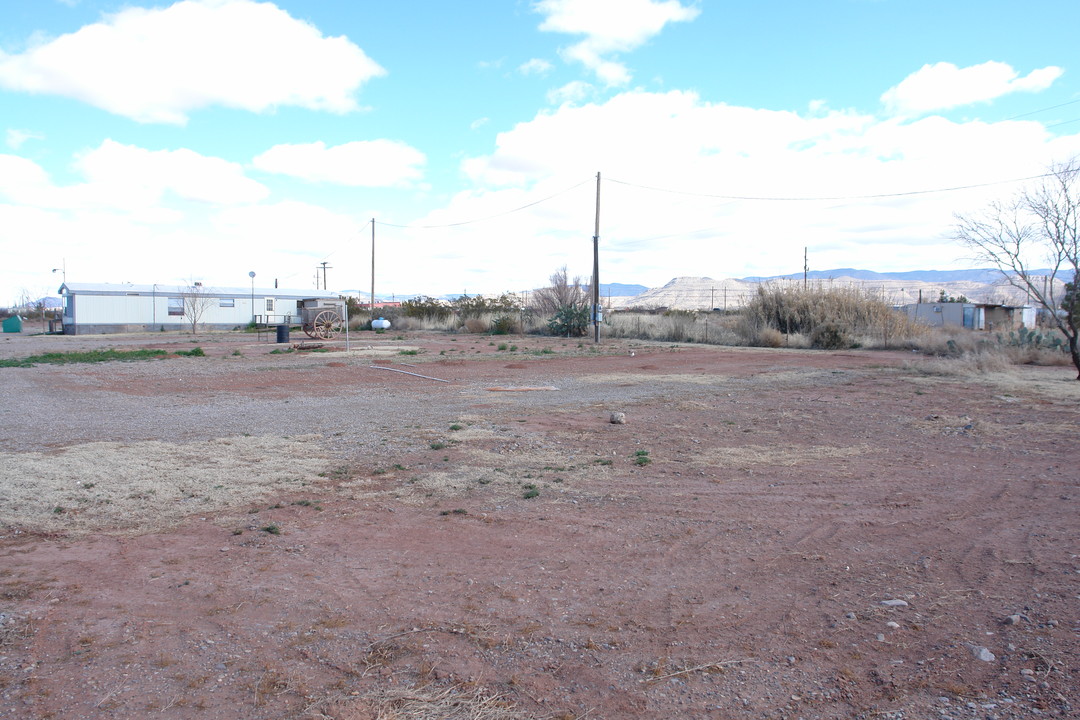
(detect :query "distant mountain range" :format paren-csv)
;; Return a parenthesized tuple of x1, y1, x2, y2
(599, 283, 649, 297)
(348, 269, 1059, 306)
(740, 268, 1053, 284)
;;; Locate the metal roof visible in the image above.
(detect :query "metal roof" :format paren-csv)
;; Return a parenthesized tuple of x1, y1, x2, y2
(58, 282, 339, 299)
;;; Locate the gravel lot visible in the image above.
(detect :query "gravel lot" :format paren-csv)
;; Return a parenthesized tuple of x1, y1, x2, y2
(1, 329, 1077, 720)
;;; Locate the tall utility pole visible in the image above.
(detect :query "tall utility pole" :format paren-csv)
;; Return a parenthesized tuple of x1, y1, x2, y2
(319, 261, 332, 291)
(803, 247, 808, 290)
(370, 219, 376, 321)
(592, 171, 601, 344)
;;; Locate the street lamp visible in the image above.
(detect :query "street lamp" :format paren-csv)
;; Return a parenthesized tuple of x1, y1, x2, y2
(249, 271, 256, 324)
(51, 262, 67, 330)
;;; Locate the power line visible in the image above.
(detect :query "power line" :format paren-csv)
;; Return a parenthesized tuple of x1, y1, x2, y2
(606, 172, 1055, 202)
(1045, 117, 1080, 129)
(1003, 98, 1080, 121)
(377, 178, 592, 229)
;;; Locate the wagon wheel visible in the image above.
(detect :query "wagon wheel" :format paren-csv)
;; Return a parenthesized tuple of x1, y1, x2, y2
(311, 310, 341, 339)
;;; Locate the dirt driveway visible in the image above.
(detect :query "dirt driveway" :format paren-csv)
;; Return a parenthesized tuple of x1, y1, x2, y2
(1, 330, 1077, 719)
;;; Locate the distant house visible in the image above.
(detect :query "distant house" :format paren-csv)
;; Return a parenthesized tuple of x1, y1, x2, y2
(58, 282, 340, 335)
(902, 302, 1036, 330)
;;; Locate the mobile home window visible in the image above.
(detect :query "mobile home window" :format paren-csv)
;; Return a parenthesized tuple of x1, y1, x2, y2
(265, 298, 274, 312)
(219, 298, 235, 308)
(168, 297, 184, 316)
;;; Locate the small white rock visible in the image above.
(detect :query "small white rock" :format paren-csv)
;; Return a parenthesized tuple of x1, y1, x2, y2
(971, 646, 996, 662)
(886, 621, 900, 629)
(880, 599, 909, 607)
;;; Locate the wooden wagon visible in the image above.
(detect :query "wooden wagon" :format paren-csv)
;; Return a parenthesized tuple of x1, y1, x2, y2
(299, 298, 346, 339)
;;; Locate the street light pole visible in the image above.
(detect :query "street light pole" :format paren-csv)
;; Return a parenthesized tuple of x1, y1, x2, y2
(249, 271, 256, 324)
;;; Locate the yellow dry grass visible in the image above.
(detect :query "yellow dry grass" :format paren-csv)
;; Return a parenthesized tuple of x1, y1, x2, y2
(901, 363, 1080, 402)
(319, 682, 527, 720)
(0, 435, 332, 536)
(690, 444, 871, 469)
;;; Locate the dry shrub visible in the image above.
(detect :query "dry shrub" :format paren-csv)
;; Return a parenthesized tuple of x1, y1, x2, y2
(908, 351, 1013, 377)
(910, 326, 1072, 369)
(1002, 345, 1074, 366)
(739, 283, 925, 349)
(754, 327, 784, 348)
(0, 613, 32, 648)
(462, 317, 488, 333)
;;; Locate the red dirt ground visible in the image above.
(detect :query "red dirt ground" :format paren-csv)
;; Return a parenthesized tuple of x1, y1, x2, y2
(1, 333, 1077, 719)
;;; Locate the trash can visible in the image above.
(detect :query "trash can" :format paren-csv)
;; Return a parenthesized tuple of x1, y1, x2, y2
(276, 324, 289, 343)
(2, 316, 23, 333)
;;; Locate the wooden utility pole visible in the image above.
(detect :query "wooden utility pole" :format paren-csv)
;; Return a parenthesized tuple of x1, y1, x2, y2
(319, 261, 332, 291)
(592, 171, 601, 344)
(803, 247, 808, 290)
(370, 219, 376, 320)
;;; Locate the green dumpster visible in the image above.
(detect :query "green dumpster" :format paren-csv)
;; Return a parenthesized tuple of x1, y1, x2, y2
(2, 315, 23, 333)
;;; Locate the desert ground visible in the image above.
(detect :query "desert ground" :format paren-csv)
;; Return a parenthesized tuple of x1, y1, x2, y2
(0, 329, 1077, 720)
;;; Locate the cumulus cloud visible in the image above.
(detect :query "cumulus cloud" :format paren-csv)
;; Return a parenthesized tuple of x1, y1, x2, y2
(519, 57, 554, 76)
(251, 140, 426, 187)
(76, 140, 270, 205)
(438, 87, 1078, 290)
(0, 140, 267, 211)
(0, 0, 386, 124)
(534, 0, 699, 85)
(882, 61, 1063, 116)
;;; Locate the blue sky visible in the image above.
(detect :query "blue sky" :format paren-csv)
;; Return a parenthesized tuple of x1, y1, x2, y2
(3, 0, 1080, 302)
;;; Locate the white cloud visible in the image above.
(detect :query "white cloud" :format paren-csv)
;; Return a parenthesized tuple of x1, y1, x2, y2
(547, 80, 594, 105)
(882, 61, 1063, 116)
(76, 140, 269, 205)
(0, 140, 267, 212)
(212, 200, 360, 247)
(0, 0, 386, 124)
(431, 88, 1079, 292)
(471, 117, 490, 130)
(519, 58, 554, 76)
(534, 0, 699, 85)
(252, 140, 426, 187)
(6, 128, 45, 149)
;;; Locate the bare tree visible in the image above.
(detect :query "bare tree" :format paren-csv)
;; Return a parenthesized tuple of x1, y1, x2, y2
(531, 266, 588, 315)
(954, 159, 1080, 378)
(181, 281, 215, 335)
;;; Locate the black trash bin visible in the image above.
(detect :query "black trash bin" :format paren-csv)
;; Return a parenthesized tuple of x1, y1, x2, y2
(276, 324, 289, 343)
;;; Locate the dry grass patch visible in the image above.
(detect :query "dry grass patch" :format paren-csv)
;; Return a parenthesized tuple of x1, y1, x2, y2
(313, 682, 527, 720)
(0, 435, 333, 536)
(692, 444, 870, 469)
(586, 372, 731, 386)
(318, 682, 526, 720)
(901, 363, 1080, 402)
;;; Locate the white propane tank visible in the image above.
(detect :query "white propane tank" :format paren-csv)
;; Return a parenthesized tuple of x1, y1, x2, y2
(372, 317, 391, 330)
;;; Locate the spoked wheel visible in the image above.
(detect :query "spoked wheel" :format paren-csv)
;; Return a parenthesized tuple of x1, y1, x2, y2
(311, 310, 342, 339)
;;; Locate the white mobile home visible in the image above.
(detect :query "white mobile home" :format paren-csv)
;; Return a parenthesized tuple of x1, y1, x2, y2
(58, 282, 340, 335)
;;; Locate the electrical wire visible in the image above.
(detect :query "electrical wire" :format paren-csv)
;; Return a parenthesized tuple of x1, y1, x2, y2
(376, 178, 592, 229)
(606, 172, 1056, 202)
(1003, 98, 1080, 121)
